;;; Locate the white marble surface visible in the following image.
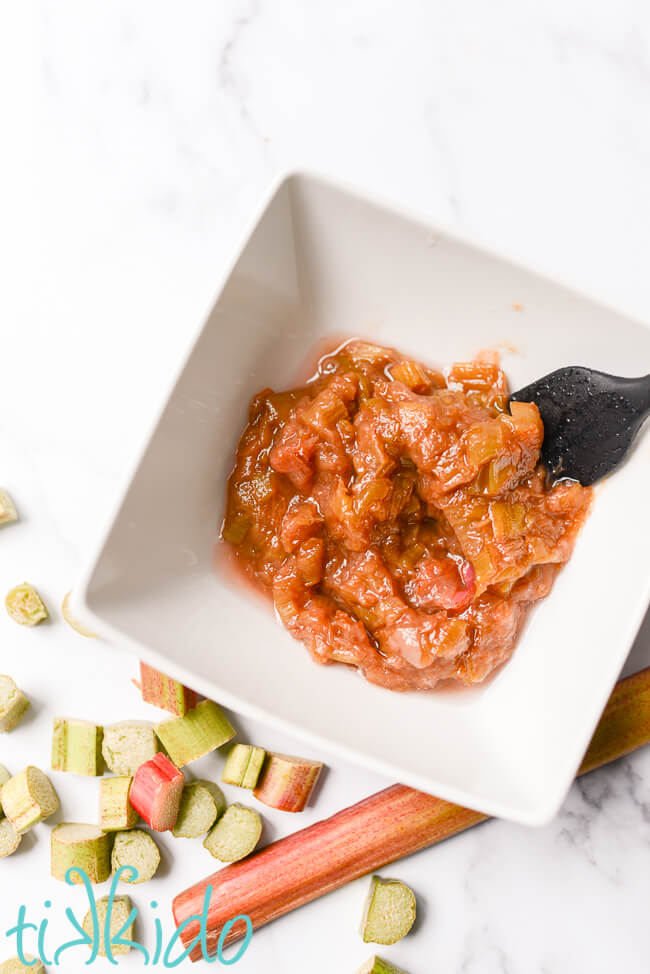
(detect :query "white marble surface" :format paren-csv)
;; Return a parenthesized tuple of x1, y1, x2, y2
(2, 1, 650, 971)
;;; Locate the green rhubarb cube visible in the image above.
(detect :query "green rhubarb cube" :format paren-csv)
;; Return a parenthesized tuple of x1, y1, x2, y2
(52, 718, 104, 776)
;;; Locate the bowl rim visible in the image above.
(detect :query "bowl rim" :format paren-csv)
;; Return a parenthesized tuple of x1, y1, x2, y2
(73, 167, 650, 827)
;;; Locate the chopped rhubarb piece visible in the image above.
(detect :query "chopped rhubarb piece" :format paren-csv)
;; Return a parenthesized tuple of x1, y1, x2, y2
(253, 753, 322, 812)
(50, 823, 112, 884)
(99, 776, 139, 831)
(130, 753, 184, 832)
(139, 662, 198, 716)
(203, 803, 262, 863)
(222, 744, 266, 789)
(51, 718, 104, 776)
(2, 766, 59, 833)
(172, 780, 226, 838)
(0, 818, 21, 858)
(0, 489, 18, 526)
(389, 359, 432, 392)
(357, 958, 410, 974)
(102, 721, 160, 775)
(405, 556, 475, 611)
(361, 877, 416, 945)
(83, 895, 134, 955)
(111, 828, 161, 883)
(5, 583, 48, 626)
(0, 675, 30, 732)
(0, 763, 10, 818)
(156, 699, 235, 766)
(0, 958, 45, 973)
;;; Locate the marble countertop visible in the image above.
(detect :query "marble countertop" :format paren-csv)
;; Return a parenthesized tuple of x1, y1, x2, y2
(2, 2, 650, 971)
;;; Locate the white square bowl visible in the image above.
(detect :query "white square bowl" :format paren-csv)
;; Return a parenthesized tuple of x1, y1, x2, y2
(76, 171, 650, 826)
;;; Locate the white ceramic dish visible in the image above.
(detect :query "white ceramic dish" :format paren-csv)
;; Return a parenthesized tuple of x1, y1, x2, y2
(76, 171, 650, 826)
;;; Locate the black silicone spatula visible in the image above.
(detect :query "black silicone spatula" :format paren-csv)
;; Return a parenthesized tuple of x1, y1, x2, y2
(510, 367, 650, 486)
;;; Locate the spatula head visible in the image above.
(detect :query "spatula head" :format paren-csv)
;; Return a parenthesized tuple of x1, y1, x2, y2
(510, 367, 650, 486)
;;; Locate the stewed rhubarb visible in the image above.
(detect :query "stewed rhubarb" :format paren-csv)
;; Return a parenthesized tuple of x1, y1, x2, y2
(223, 340, 592, 690)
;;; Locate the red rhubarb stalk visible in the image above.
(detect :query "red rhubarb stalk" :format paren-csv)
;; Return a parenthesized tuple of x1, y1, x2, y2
(173, 666, 650, 960)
